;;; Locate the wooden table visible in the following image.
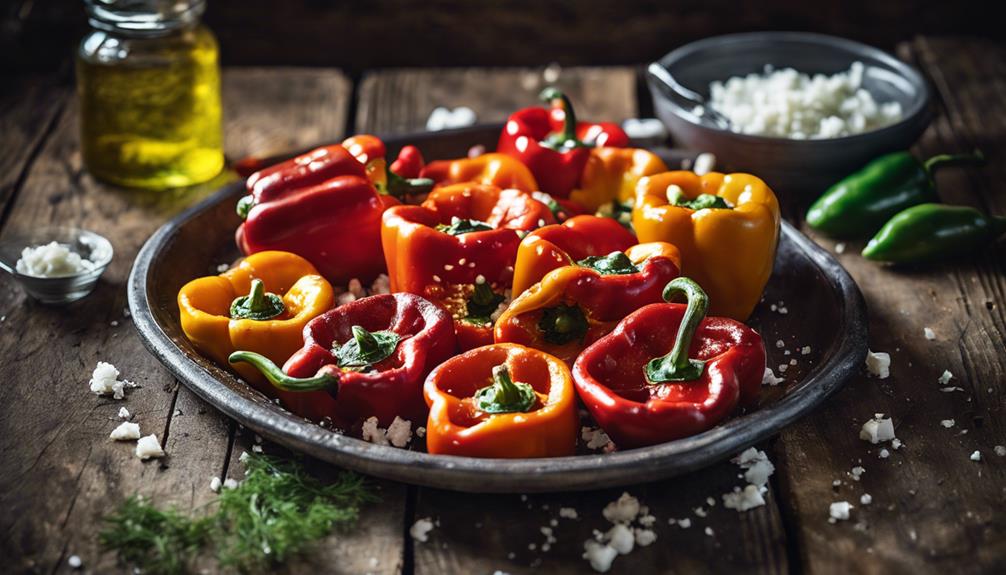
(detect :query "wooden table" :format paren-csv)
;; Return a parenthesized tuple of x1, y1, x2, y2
(1, 37, 1003, 574)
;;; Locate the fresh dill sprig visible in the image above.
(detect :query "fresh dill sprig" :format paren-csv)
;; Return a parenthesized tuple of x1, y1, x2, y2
(99, 453, 374, 574)
(215, 454, 375, 571)
(99, 495, 212, 575)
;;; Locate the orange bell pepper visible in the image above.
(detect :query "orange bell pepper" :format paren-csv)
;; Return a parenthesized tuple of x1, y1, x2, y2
(494, 242, 681, 365)
(511, 215, 637, 297)
(177, 251, 334, 394)
(633, 171, 780, 320)
(424, 343, 577, 458)
(420, 153, 539, 193)
(570, 147, 668, 212)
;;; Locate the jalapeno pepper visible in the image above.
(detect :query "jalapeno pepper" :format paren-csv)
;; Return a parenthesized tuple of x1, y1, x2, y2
(862, 203, 1006, 264)
(807, 150, 985, 239)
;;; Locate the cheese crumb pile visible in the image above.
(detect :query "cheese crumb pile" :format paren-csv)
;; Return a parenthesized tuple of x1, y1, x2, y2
(582, 492, 658, 573)
(16, 241, 102, 278)
(361, 416, 413, 448)
(89, 362, 137, 400)
(701, 62, 904, 139)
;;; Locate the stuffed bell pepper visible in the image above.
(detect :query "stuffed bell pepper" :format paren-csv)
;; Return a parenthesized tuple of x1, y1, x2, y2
(495, 242, 681, 365)
(633, 170, 780, 320)
(178, 251, 334, 394)
(424, 343, 577, 458)
(229, 292, 456, 430)
(573, 278, 766, 448)
(382, 183, 556, 350)
(420, 152, 540, 194)
(511, 215, 638, 296)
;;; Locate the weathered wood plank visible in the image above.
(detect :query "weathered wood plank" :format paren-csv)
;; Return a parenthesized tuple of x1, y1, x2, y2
(0, 68, 397, 574)
(356, 66, 789, 575)
(778, 37, 1006, 574)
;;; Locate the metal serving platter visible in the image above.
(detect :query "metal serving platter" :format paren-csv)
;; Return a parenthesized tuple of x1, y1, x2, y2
(128, 125, 868, 493)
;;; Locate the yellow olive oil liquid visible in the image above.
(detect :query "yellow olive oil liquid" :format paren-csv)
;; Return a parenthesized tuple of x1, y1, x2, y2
(77, 25, 223, 190)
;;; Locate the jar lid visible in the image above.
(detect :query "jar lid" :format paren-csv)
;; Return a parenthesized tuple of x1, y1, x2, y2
(84, 0, 206, 36)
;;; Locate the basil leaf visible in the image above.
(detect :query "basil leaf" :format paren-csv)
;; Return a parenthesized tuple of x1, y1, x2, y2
(577, 252, 639, 275)
(334, 325, 401, 369)
(435, 217, 493, 235)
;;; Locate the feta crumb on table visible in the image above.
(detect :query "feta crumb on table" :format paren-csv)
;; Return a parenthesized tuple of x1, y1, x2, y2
(678, 518, 692, 528)
(970, 450, 982, 462)
(938, 370, 954, 385)
(223, 478, 239, 489)
(851, 466, 865, 481)
(602, 492, 640, 524)
(940, 419, 956, 428)
(410, 517, 435, 542)
(67, 555, 83, 569)
(860, 493, 873, 505)
(723, 484, 767, 511)
(634, 528, 657, 546)
(559, 507, 579, 519)
(210, 477, 221, 493)
(606, 524, 634, 554)
(117, 407, 130, 419)
(829, 501, 853, 521)
(89, 361, 137, 400)
(582, 540, 618, 573)
(924, 327, 936, 340)
(109, 421, 141, 441)
(135, 434, 164, 459)
(865, 350, 891, 379)
(860, 415, 896, 444)
(995, 445, 1006, 457)
(762, 367, 785, 386)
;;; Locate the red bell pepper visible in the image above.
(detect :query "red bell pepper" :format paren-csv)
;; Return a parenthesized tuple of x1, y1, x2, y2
(497, 87, 629, 198)
(511, 215, 638, 296)
(382, 183, 556, 350)
(391, 145, 425, 179)
(494, 242, 681, 365)
(573, 278, 766, 448)
(229, 292, 457, 431)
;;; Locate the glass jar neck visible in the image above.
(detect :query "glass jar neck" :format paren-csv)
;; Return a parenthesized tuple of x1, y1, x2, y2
(84, 0, 205, 37)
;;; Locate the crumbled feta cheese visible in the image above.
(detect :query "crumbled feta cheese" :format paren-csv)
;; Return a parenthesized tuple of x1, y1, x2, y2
(109, 421, 141, 441)
(692, 153, 716, 176)
(678, 518, 691, 528)
(801, 346, 812, 355)
(829, 501, 852, 521)
(89, 361, 136, 399)
(938, 370, 953, 385)
(410, 518, 435, 542)
(135, 434, 164, 459)
(940, 419, 955, 428)
(835, 242, 846, 254)
(891, 438, 903, 450)
(582, 540, 618, 573)
(602, 492, 640, 524)
(778, 364, 788, 373)
(559, 507, 579, 519)
(606, 524, 634, 554)
(723, 484, 766, 511)
(995, 445, 1006, 457)
(762, 367, 785, 386)
(216, 263, 230, 272)
(361, 416, 389, 446)
(924, 327, 936, 340)
(634, 528, 657, 546)
(16, 241, 100, 277)
(386, 416, 413, 448)
(970, 450, 981, 462)
(859, 415, 896, 444)
(251, 444, 263, 453)
(879, 448, 890, 459)
(68, 555, 83, 569)
(851, 466, 865, 481)
(118, 407, 130, 419)
(732, 448, 775, 487)
(416, 426, 426, 438)
(621, 118, 668, 140)
(426, 106, 477, 131)
(238, 450, 250, 463)
(693, 507, 707, 518)
(702, 62, 903, 139)
(582, 426, 613, 451)
(223, 478, 239, 489)
(860, 493, 872, 505)
(865, 350, 891, 379)
(210, 477, 221, 492)
(775, 339, 785, 349)
(705, 527, 715, 536)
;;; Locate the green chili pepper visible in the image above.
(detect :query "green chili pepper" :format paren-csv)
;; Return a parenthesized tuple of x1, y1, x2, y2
(862, 203, 1006, 264)
(807, 150, 985, 239)
(645, 277, 709, 383)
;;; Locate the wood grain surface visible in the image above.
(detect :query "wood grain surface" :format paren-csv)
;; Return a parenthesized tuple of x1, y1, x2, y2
(1, 41, 1005, 575)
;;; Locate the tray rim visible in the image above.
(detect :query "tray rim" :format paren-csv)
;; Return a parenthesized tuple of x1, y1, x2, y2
(127, 129, 868, 493)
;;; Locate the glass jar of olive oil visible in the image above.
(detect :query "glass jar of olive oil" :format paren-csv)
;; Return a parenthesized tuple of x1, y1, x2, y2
(77, 0, 223, 189)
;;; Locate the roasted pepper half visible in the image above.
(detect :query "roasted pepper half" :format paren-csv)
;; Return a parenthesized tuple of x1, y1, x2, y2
(382, 183, 556, 350)
(424, 343, 578, 458)
(236, 143, 387, 285)
(497, 88, 629, 198)
(633, 171, 780, 320)
(178, 251, 334, 393)
(573, 278, 766, 448)
(495, 242, 681, 365)
(420, 152, 539, 193)
(511, 215, 638, 297)
(229, 293, 456, 429)
(807, 150, 985, 239)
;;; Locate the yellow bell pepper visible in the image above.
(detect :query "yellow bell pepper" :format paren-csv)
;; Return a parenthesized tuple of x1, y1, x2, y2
(569, 147, 668, 212)
(177, 251, 334, 390)
(632, 171, 780, 320)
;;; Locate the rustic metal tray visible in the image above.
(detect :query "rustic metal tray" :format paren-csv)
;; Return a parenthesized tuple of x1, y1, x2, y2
(128, 126, 868, 493)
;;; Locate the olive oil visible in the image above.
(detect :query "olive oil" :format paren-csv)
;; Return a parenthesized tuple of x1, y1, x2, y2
(77, 2, 223, 190)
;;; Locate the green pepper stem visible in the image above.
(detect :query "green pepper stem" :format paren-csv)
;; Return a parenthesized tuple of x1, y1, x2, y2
(473, 364, 536, 414)
(229, 351, 339, 393)
(923, 150, 985, 177)
(645, 277, 709, 383)
(540, 87, 579, 145)
(471, 282, 495, 306)
(246, 279, 267, 313)
(490, 365, 521, 405)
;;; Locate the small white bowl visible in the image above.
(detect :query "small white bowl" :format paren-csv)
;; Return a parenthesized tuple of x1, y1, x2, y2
(0, 227, 114, 304)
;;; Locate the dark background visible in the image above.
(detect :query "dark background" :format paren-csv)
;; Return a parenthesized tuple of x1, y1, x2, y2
(2, 0, 1005, 77)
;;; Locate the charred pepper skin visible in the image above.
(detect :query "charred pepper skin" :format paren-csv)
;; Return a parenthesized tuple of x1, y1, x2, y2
(807, 151, 985, 239)
(862, 203, 1006, 264)
(423, 343, 578, 458)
